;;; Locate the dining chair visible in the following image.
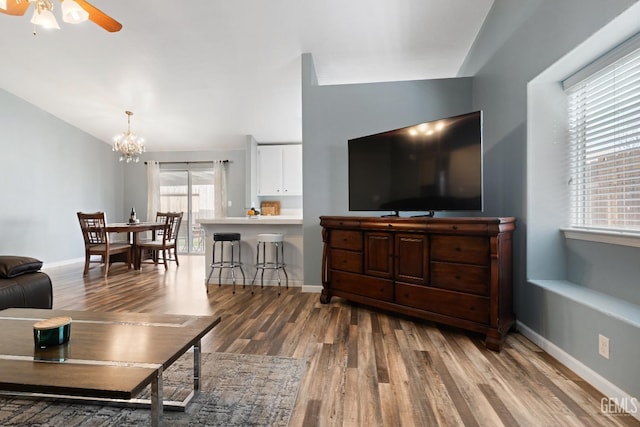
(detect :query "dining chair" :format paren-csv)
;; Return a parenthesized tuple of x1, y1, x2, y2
(77, 212, 132, 277)
(137, 211, 183, 269)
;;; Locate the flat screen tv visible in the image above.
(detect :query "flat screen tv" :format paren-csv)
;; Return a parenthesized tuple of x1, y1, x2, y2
(348, 110, 483, 216)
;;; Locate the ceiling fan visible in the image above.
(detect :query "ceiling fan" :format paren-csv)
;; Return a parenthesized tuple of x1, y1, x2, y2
(0, 0, 122, 32)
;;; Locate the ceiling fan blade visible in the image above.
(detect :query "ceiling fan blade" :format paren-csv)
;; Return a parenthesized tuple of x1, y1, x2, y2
(75, 0, 122, 32)
(0, 0, 30, 16)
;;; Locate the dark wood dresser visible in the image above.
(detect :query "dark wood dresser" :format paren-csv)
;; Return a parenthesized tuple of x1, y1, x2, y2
(319, 216, 516, 351)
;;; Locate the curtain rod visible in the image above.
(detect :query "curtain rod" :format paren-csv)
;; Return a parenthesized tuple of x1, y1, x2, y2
(144, 160, 229, 165)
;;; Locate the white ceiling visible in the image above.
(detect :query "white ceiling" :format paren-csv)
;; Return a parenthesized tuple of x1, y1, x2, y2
(0, 0, 494, 152)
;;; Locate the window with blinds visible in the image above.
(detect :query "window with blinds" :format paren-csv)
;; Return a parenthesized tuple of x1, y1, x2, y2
(565, 37, 640, 232)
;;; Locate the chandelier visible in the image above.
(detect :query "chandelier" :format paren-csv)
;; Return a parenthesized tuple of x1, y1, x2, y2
(113, 111, 145, 163)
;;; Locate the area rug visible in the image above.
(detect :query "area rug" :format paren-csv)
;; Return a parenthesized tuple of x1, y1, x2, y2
(0, 352, 307, 426)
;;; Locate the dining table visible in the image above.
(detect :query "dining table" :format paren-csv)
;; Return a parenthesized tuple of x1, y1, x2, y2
(105, 222, 166, 270)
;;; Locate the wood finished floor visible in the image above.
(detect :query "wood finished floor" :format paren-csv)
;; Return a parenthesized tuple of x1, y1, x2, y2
(43, 255, 639, 427)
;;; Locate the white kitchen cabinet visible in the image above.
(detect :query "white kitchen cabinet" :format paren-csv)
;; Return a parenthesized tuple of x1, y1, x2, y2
(257, 144, 302, 196)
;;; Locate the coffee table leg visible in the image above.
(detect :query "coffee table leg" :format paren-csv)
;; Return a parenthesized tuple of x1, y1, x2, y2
(194, 341, 201, 391)
(151, 366, 164, 427)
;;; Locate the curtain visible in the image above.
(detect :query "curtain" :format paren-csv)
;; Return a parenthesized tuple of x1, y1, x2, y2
(213, 160, 228, 218)
(146, 161, 160, 221)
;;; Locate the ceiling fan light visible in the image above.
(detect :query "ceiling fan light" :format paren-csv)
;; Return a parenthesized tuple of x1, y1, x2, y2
(30, 8, 60, 30)
(61, 0, 88, 24)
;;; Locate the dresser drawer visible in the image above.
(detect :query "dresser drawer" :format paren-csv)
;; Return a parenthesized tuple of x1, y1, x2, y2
(329, 230, 363, 251)
(427, 222, 488, 234)
(329, 270, 393, 302)
(431, 235, 489, 265)
(430, 261, 489, 295)
(330, 249, 362, 273)
(395, 283, 489, 324)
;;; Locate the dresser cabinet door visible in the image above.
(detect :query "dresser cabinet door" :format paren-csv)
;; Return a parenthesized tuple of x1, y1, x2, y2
(395, 233, 429, 285)
(364, 232, 394, 278)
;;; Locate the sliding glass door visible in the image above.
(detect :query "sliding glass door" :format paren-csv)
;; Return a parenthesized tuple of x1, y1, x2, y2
(159, 163, 214, 254)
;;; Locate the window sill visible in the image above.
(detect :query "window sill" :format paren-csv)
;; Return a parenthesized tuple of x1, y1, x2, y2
(561, 227, 640, 248)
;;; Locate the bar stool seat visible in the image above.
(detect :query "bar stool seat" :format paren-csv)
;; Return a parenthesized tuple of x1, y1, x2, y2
(251, 233, 288, 296)
(206, 232, 245, 294)
(215, 232, 240, 242)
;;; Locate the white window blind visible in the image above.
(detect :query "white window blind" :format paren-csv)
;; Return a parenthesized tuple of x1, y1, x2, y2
(565, 39, 640, 232)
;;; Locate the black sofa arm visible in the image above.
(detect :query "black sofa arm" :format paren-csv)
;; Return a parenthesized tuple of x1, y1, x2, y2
(0, 256, 53, 310)
(0, 272, 53, 310)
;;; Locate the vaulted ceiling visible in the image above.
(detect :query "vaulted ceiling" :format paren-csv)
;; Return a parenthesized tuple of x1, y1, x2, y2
(0, 0, 494, 151)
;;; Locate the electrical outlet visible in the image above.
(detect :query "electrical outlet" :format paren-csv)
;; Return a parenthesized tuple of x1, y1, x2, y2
(228, 200, 232, 207)
(598, 334, 610, 359)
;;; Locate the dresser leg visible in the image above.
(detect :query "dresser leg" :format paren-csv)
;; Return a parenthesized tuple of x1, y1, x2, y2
(485, 329, 506, 352)
(320, 289, 332, 304)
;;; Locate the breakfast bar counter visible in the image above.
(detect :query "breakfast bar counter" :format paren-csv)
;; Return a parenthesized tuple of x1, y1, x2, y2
(199, 216, 302, 225)
(198, 217, 303, 289)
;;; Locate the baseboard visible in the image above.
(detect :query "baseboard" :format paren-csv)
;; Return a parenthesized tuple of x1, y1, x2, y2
(301, 284, 321, 293)
(208, 279, 305, 288)
(42, 258, 84, 270)
(517, 321, 640, 421)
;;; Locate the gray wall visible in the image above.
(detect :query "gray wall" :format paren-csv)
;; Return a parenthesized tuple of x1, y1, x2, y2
(301, 53, 473, 286)
(460, 0, 640, 399)
(0, 89, 124, 264)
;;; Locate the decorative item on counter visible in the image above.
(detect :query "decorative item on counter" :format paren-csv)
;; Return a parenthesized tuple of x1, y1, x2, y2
(260, 201, 281, 216)
(247, 207, 260, 217)
(129, 207, 139, 224)
(33, 316, 72, 348)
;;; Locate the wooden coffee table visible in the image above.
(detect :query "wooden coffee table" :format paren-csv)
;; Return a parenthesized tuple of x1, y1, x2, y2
(0, 308, 221, 426)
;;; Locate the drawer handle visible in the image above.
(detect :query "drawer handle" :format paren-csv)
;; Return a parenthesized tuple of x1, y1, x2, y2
(455, 275, 461, 280)
(455, 247, 462, 252)
(452, 225, 458, 230)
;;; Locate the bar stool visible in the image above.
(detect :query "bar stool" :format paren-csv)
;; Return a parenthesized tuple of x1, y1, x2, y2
(251, 233, 288, 296)
(206, 232, 245, 294)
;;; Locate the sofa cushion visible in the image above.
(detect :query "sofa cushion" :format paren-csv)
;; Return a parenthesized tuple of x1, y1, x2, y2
(0, 256, 43, 278)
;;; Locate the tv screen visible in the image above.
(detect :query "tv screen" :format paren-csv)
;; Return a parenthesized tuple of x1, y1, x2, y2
(348, 111, 483, 214)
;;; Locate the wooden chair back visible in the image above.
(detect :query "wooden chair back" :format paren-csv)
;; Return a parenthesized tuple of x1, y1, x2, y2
(154, 211, 183, 243)
(165, 212, 183, 242)
(77, 211, 131, 276)
(154, 212, 170, 240)
(138, 211, 184, 269)
(77, 212, 108, 245)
